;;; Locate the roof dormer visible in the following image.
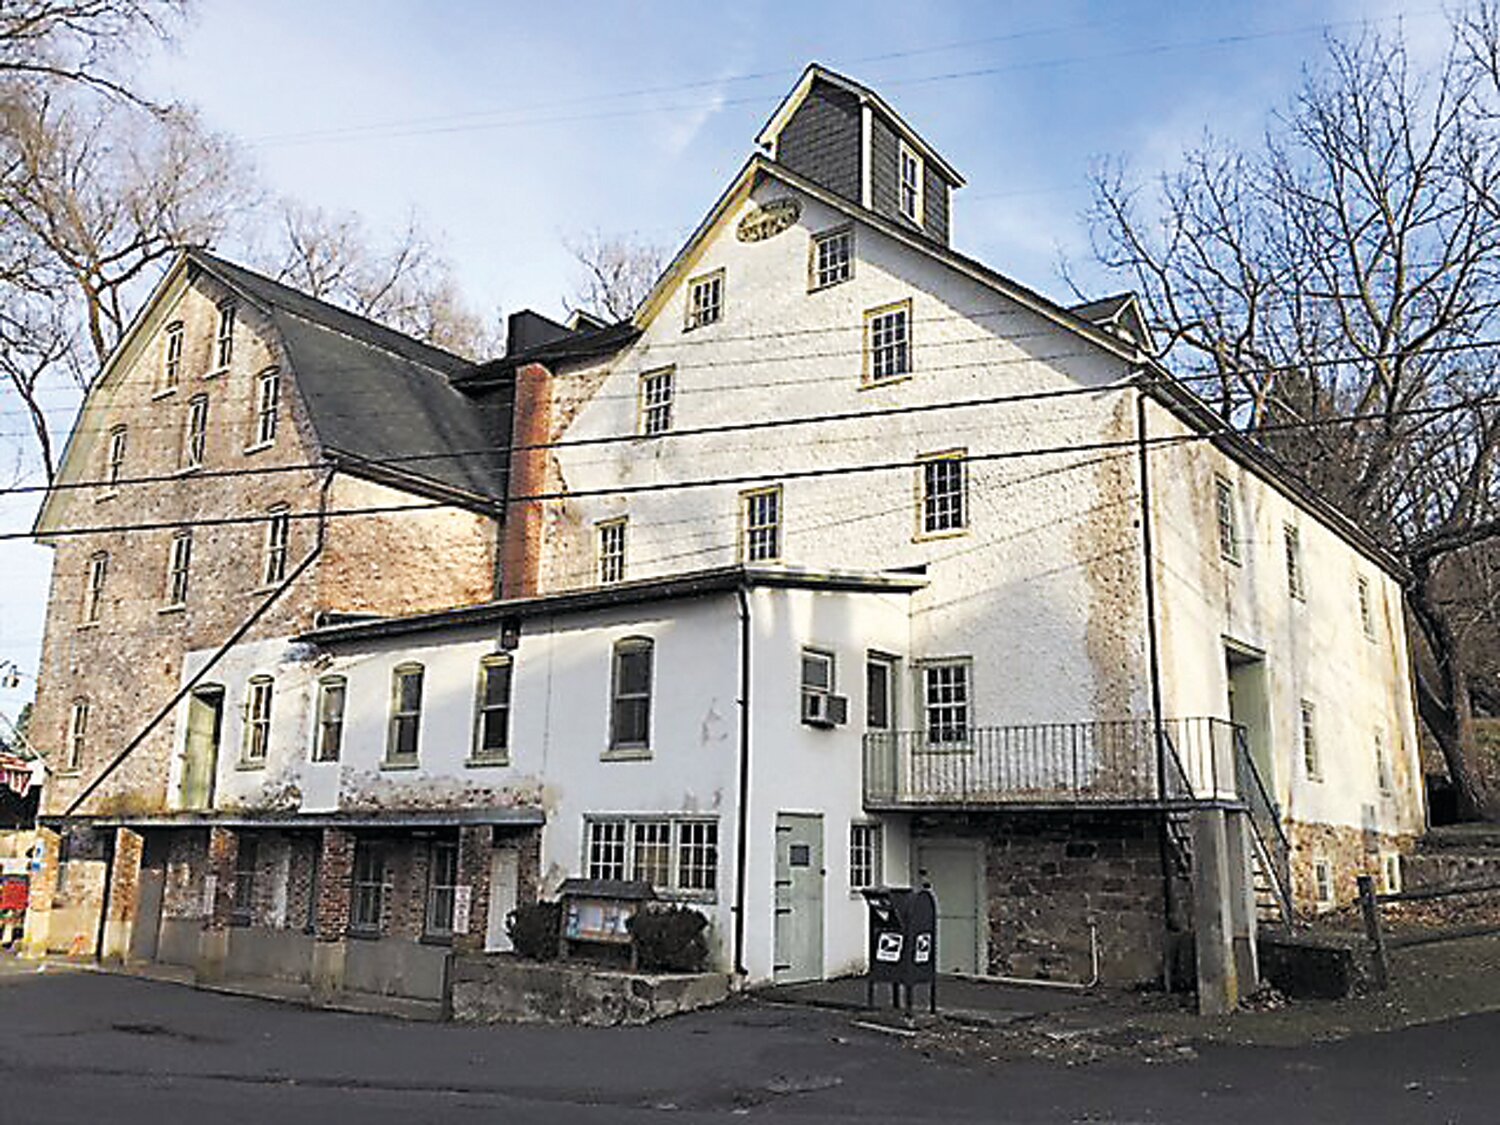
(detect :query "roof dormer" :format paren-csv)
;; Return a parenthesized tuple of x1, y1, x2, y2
(756, 63, 965, 245)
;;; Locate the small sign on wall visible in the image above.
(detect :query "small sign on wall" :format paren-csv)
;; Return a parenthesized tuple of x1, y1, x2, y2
(453, 885, 472, 935)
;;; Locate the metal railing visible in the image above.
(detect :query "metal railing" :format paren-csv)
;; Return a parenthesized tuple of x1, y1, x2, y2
(1231, 727, 1294, 921)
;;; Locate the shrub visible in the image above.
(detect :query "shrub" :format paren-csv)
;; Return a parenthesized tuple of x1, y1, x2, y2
(628, 905, 710, 973)
(507, 900, 562, 961)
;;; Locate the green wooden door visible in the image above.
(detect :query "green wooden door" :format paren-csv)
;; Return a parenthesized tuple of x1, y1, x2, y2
(180, 687, 223, 811)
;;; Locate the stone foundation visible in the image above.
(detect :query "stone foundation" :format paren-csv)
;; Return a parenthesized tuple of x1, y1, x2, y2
(1287, 820, 1414, 913)
(450, 956, 731, 1025)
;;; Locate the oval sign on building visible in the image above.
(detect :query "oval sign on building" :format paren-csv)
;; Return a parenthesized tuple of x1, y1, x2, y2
(736, 197, 801, 243)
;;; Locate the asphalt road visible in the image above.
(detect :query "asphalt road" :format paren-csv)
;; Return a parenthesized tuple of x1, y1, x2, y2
(1, 967, 1497, 1124)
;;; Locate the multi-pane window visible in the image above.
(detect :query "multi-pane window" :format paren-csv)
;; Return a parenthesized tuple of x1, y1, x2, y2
(1382, 853, 1402, 895)
(1284, 525, 1304, 600)
(215, 300, 236, 369)
(1375, 729, 1392, 793)
(685, 271, 723, 330)
(585, 817, 719, 897)
(67, 698, 89, 771)
(741, 486, 782, 563)
(473, 655, 512, 761)
(866, 655, 896, 730)
(350, 840, 386, 934)
(865, 302, 911, 383)
(899, 141, 924, 223)
(106, 425, 127, 487)
(811, 227, 853, 289)
(598, 519, 627, 585)
(850, 823, 882, 890)
(313, 676, 345, 763)
(923, 661, 971, 745)
(183, 394, 209, 469)
(609, 637, 652, 753)
(387, 663, 424, 762)
(163, 321, 183, 389)
(262, 505, 291, 586)
(166, 530, 192, 606)
(84, 551, 108, 623)
(1358, 576, 1375, 639)
(1214, 477, 1239, 562)
(1313, 858, 1334, 908)
(920, 453, 967, 535)
(232, 836, 258, 924)
(1300, 700, 1320, 779)
(425, 839, 459, 938)
(243, 676, 273, 763)
(639, 368, 674, 436)
(254, 368, 280, 446)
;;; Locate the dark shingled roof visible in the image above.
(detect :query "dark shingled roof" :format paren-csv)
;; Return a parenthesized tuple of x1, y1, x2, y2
(187, 251, 507, 508)
(1068, 293, 1136, 325)
(456, 320, 641, 388)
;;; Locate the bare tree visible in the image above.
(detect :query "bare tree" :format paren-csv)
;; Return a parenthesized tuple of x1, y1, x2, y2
(0, 0, 187, 102)
(1086, 28, 1500, 819)
(564, 229, 665, 323)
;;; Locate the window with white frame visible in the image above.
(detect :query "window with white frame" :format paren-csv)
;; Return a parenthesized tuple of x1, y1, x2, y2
(1284, 525, 1304, 600)
(1215, 476, 1239, 563)
(387, 663, 424, 763)
(350, 840, 386, 934)
(598, 519, 627, 585)
(473, 655, 512, 762)
(801, 648, 841, 725)
(1382, 853, 1402, 894)
(898, 141, 924, 223)
(67, 698, 89, 771)
(850, 822, 882, 890)
(183, 394, 209, 469)
(106, 425, 127, 487)
(84, 551, 108, 623)
(685, 270, 723, 330)
(1358, 575, 1375, 639)
(425, 839, 459, 938)
(262, 505, 291, 586)
(919, 452, 967, 535)
(740, 486, 781, 562)
(639, 367, 674, 436)
(243, 676, 273, 764)
(1375, 728, 1392, 793)
(1313, 858, 1334, 909)
(163, 321, 183, 389)
(866, 654, 897, 730)
(254, 368, 280, 446)
(1300, 699, 1320, 780)
(313, 676, 345, 763)
(864, 301, 911, 384)
(215, 300, 236, 369)
(923, 660, 971, 745)
(608, 637, 652, 753)
(585, 816, 719, 897)
(166, 530, 192, 606)
(232, 835, 258, 924)
(811, 226, 853, 289)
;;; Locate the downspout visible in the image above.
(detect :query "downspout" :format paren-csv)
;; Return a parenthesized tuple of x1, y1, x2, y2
(732, 583, 753, 978)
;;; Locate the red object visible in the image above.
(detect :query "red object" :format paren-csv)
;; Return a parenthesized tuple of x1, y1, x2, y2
(0, 877, 28, 913)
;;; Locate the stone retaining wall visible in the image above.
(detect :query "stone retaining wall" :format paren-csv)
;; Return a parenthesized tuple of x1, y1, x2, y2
(450, 956, 731, 1026)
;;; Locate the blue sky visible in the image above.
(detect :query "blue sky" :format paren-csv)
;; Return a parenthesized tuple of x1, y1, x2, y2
(0, 0, 1450, 725)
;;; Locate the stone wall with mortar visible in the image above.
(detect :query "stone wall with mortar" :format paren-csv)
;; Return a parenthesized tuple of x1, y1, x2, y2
(1288, 819, 1414, 913)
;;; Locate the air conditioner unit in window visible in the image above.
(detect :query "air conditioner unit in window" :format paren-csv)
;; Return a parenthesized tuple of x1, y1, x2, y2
(801, 691, 848, 728)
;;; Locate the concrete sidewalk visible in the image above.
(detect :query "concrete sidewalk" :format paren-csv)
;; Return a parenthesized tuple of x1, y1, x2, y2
(756, 973, 1099, 1028)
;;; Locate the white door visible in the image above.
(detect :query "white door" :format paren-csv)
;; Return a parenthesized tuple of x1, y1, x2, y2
(485, 847, 520, 953)
(773, 813, 825, 983)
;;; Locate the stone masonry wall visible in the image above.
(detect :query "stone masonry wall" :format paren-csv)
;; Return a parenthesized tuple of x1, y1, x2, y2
(1288, 819, 1414, 913)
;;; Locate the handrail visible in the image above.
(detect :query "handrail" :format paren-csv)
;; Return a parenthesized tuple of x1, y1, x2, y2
(1231, 728, 1294, 921)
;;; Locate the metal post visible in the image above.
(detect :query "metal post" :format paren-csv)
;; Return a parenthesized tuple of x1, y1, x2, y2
(1358, 874, 1390, 990)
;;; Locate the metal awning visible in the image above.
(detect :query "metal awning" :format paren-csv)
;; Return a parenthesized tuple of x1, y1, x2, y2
(50, 808, 546, 831)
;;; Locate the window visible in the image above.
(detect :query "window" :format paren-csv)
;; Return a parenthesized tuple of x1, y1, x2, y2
(811, 226, 853, 289)
(106, 425, 127, 487)
(685, 270, 723, 330)
(1375, 729, 1392, 793)
(598, 519, 627, 585)
(1300, 700, 1320, 780)
(232, 836, 258, 925)
(387, 663, 424, 763)
(899, 141, 924, 223)
(1358, 576, 1375, 639)
(425, 839, 459, 938)
(919, 452, 967, 535)
(923, 660, 971, 745)
(473, 655, 512, 762)
(1215, 477, 1239, 563)
(166, 530, 192, 606)
(215, 300, 236, 369)
(864, 301, 911, 384)
(609, 638, 652, 753)
(183, 394, 209, 469)
(84, 551, 108, 623)
(639, 367, 674, 436)
(801, 648, 843, 725)
(1382, 853, 1402, 895)
(585, 816, 719, 897)
(243, 676, 273, 763)
(866, 655, 896, 730)
(1313, 858, 1334, 909)
(67, 698, 89, 771)
(254, 368, 280, 446)
(740, 486, 782, 563)
(163, 321, 183, 389)
(350, 840, 386, 934)
(262, 506, 291, 586)
(850, 822, 882, 890)
(1284, 525, 1304, 600)
(313, 676, 345, 763)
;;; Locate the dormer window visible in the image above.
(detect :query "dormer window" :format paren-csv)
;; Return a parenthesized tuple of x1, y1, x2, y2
(899, 141, 924, 225)
(686, 270, 723, 331)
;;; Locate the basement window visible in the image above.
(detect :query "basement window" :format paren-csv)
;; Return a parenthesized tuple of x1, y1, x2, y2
(1313, 858, 1334, 910)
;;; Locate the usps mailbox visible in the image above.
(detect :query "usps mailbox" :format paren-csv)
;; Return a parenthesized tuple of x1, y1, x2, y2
(861, 886, 937, 1013)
